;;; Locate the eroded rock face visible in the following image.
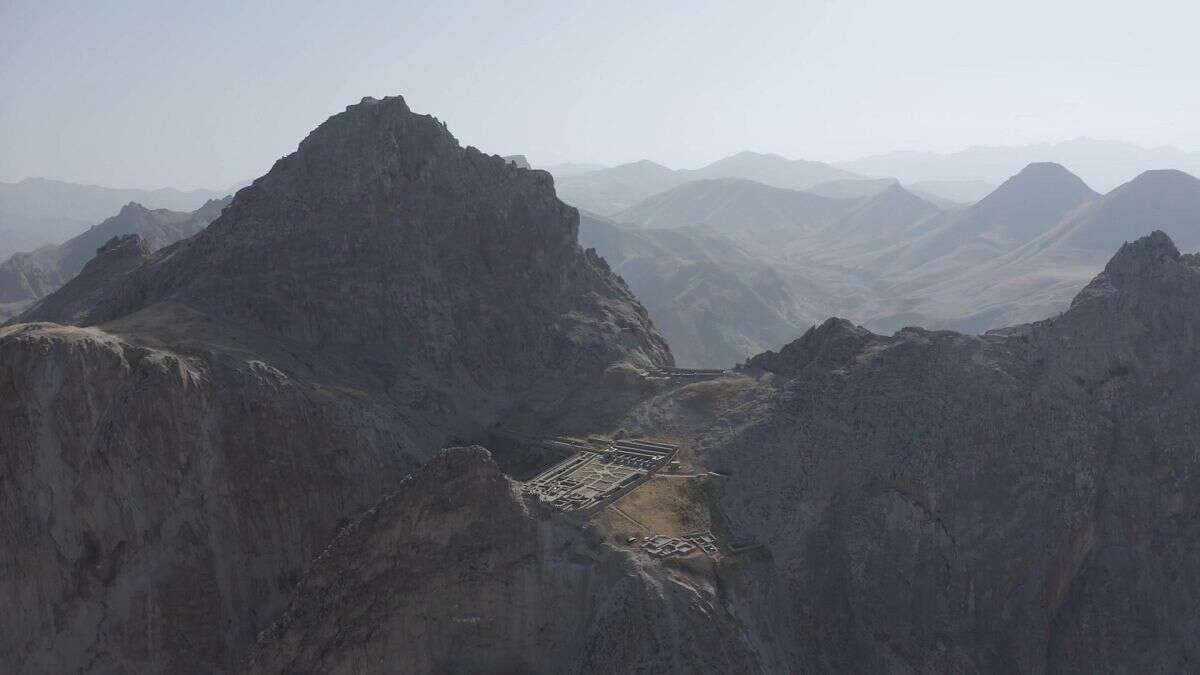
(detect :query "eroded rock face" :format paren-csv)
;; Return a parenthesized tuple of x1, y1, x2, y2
(626, 231, 1200, 672)
(245, 447, 759, 674)
(0, 322, 413, 672)
(0, 95, 670, 672)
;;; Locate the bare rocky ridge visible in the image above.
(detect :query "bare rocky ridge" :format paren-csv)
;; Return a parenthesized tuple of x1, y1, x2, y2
(245, 447, 758, 674)
(553, 151, 865, 216)
(0, 95, 670, 672)
(616, 231, 1200, 671)
(238, 231, 1200, 673)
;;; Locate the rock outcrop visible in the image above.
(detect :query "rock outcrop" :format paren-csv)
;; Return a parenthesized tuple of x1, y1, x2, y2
(245, 447, 758, 674)
(0, 95, 670, 672)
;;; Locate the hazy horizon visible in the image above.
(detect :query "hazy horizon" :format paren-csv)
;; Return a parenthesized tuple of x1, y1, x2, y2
(4, 0, 1200, 190)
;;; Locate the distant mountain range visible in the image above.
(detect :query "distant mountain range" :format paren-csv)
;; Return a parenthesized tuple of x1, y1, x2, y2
(551, 151, 866, 215)
(545, 138, 1200, 216)
(580, 212, 815, 367)
(0, 177, 241, 257)
(0, 198, 230, 319)
(615, 178, 852, 239)
(546, 151, 1003, 217)
(587, 162, 1200, 365)
(840, 138, 1200, 193)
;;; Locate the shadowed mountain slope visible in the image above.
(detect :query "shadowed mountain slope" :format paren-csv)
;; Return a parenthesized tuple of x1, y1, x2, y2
(0, 95, 669, 673)
(841, 137, 1200, 192)
(245, 231, 1200, 672)
(245, 446, 759, 673)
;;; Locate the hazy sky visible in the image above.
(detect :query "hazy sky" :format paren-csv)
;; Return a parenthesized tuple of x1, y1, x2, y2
(2, 0, 1198, 189)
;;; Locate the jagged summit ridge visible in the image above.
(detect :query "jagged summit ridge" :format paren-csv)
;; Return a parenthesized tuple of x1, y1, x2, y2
(0, 93, 671, 672)
(19, 93, 670, 374)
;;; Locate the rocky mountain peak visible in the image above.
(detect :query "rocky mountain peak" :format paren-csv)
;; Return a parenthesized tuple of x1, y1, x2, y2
(868, 182, 937, 210)
(1053, 168, 1200, 254)
(116, 201, 151, 217)
(95, 232, 151, 259)
(950, 161, 1100, 244)
(13, 234, 152, 326)
(1070, 230, 1190, 308)
(1095, 229, 1182, 286)
(984, 162, 1098, 205)
(1120, 167, 1200, 191)
(18, 90, 670, 391)
(236, 94, 459, 209)
(191, 196, 232, 220)
(746, 317, 877, 375)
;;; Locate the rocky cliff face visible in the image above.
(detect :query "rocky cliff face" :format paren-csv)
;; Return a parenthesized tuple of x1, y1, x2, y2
(0, 95, 669, 672)
(624, 230, 1200, 672)
(0, 320, 413, 672)
(245, 447, 758, 674)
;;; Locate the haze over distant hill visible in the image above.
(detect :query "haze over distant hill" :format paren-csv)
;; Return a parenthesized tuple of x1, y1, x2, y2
(616, 178, 853, 238)
(0, 177, 240, 257)
(827, 164, 1200, 333)
(907, 179, 996, 204)
(841, 138, 1200, 192)
(580, 212, 817, 367)
(552, 151, 867, 215)
(591, 163, 1200, 365)
(0, 197, 230, 318)
(538, 161, 608, 177)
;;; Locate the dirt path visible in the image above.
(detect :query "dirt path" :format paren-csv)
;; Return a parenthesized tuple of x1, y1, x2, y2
(609, 504, 651, 532)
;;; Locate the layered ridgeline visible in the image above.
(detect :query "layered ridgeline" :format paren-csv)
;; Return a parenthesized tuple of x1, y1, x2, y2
(553, 151, 867, 215)
(586, 162, 1200, 366)
(0, 177, 234, 257)
(0, 197, 230, 316)
(0, 95, 669, 672)
(582, 180, 946, 366)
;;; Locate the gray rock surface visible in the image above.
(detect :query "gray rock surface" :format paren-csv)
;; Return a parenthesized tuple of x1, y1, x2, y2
(553, 151, 865, 216)
(0, 94, 670, 672)
(621, 230, 1200, 671)
(245, 447, 759, 674)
